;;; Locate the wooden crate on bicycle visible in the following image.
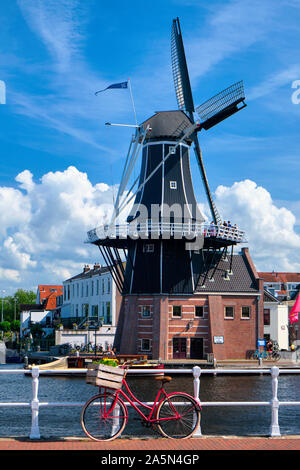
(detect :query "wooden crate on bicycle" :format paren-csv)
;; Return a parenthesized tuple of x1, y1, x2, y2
(86, 363, 125, 389)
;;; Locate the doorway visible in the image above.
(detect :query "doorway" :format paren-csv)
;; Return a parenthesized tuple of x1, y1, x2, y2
(173, 338, 186, 359)
(190, 338, 204, 359)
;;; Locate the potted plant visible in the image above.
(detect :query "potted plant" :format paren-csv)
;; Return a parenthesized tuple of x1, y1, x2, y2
(93, 357, 119, 367)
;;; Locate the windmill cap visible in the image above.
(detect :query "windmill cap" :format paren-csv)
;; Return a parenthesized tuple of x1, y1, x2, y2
(141, 110, 193, 144)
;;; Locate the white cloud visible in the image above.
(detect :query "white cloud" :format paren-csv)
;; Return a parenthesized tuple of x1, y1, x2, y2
(215, 179, 300, 271)
(0, 186, 31, 238)
(2, 237, 37, 270)
(0, 268, 21, 283)
(15, 169, 35, 192)
(0, 166, 118, 292)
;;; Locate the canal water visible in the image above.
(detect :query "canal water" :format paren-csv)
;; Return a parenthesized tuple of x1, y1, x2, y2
(0, 364, 300, 438)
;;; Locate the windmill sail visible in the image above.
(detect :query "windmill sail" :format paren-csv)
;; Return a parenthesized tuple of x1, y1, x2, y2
(171, 17, 221, 225)
(196, 81, 246, 130)
(171, 18, 195, 118)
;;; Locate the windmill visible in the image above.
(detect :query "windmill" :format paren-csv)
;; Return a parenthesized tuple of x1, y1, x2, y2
(87, 18, 247, 295)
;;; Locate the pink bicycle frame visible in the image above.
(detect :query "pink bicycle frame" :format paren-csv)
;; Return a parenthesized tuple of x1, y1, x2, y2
(100, 376, 194, 424)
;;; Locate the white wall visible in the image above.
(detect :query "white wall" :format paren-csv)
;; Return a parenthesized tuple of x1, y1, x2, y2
(264, 302, 289, 350)
(55, 327, 116, 349)
(20, 310, 51, 336)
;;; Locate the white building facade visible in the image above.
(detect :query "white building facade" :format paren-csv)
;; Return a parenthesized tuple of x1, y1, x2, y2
(20, 308, 52, 338)
(62, 264, 121, 328)
(263, 290, 289, 350)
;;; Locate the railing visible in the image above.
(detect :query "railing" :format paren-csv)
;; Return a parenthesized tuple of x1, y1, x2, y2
(87, 222, 246, 244)
(0, 366, 299, 439)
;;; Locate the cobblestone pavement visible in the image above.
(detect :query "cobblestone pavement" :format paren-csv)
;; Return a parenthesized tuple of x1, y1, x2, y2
(0, 436, 299, 451)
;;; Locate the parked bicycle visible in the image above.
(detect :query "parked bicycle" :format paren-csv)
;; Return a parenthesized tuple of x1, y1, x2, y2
(251, 349, 280, 361)
(252, 349, 268, 360)
(268, 350, 281, 361)
(81, 360, 201, 441)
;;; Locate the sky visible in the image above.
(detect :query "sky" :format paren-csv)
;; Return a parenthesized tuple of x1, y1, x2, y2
(1, 0, 300, 294)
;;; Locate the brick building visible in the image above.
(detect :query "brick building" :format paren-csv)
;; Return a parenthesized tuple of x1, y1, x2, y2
(115, 248, 264, 360)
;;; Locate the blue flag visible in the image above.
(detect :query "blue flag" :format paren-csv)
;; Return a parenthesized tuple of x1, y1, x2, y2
(95, 81, 128, 95)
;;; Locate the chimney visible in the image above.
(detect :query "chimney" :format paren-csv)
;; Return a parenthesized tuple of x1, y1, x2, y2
(83, 264, 90, 273)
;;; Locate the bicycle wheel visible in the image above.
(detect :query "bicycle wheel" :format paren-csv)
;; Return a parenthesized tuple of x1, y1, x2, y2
(81, 393, 127, 441)
(156, 393, 200, 439)
(272, 352, 280, 361)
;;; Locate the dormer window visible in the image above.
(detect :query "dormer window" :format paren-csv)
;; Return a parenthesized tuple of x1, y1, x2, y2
(170, 181, 177, 189)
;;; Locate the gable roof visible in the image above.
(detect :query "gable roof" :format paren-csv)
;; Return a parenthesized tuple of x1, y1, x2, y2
(263, 289, 279, 303)
(64, 265, 110, 282)
(194, 249, 260, 293)
(37, 285, 63, 310)
(258, 272, 300, 283)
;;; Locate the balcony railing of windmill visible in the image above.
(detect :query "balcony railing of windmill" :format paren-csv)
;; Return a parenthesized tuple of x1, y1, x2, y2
(87, 222, 246, 244)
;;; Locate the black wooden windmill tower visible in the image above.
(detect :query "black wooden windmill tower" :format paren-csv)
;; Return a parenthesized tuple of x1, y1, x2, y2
(87, 18, 247, 354)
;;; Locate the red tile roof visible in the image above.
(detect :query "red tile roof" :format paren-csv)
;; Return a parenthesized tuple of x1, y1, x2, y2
(258, 272, 300, 283)
(37, 285, 63, 310)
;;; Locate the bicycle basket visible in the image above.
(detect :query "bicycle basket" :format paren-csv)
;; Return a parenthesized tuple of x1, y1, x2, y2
(86, 363, 125, 389)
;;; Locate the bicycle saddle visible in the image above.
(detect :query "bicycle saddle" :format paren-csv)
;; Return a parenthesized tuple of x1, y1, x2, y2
(154, 375, 172, 383)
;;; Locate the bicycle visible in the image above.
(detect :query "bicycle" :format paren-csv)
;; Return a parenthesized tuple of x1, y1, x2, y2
(252, 349, 268, 360)
(268, 351, 281, 361)
(80, 360, 201, 441)
(252, 349, 281, 361)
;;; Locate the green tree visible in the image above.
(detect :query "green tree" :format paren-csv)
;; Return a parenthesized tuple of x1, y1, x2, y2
(11, 320, 21, 331)
(2, 289, 36, 322)
(14, 289, 36, 305)
(0, 321, 11, 332)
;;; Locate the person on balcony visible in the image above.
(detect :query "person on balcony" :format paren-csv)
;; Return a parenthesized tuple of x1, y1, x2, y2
(209, 221, 216, 237)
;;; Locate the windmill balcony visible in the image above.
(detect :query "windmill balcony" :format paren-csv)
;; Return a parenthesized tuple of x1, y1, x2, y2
(87, 221, 246, 244)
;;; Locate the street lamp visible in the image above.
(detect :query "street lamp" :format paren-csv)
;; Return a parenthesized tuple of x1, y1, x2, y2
(1, 290, 6, 322)
(14, 298, 17, 322)
(89, 320, 103, 355)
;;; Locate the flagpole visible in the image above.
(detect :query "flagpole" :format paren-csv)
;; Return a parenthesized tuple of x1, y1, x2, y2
(128, 78, 138, 126)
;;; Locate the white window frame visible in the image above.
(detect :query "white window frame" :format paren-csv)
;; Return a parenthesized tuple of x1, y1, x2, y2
(224, 306, 234, 319)
(241, 306, 251, 319)
(170, 181, 177, 190)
